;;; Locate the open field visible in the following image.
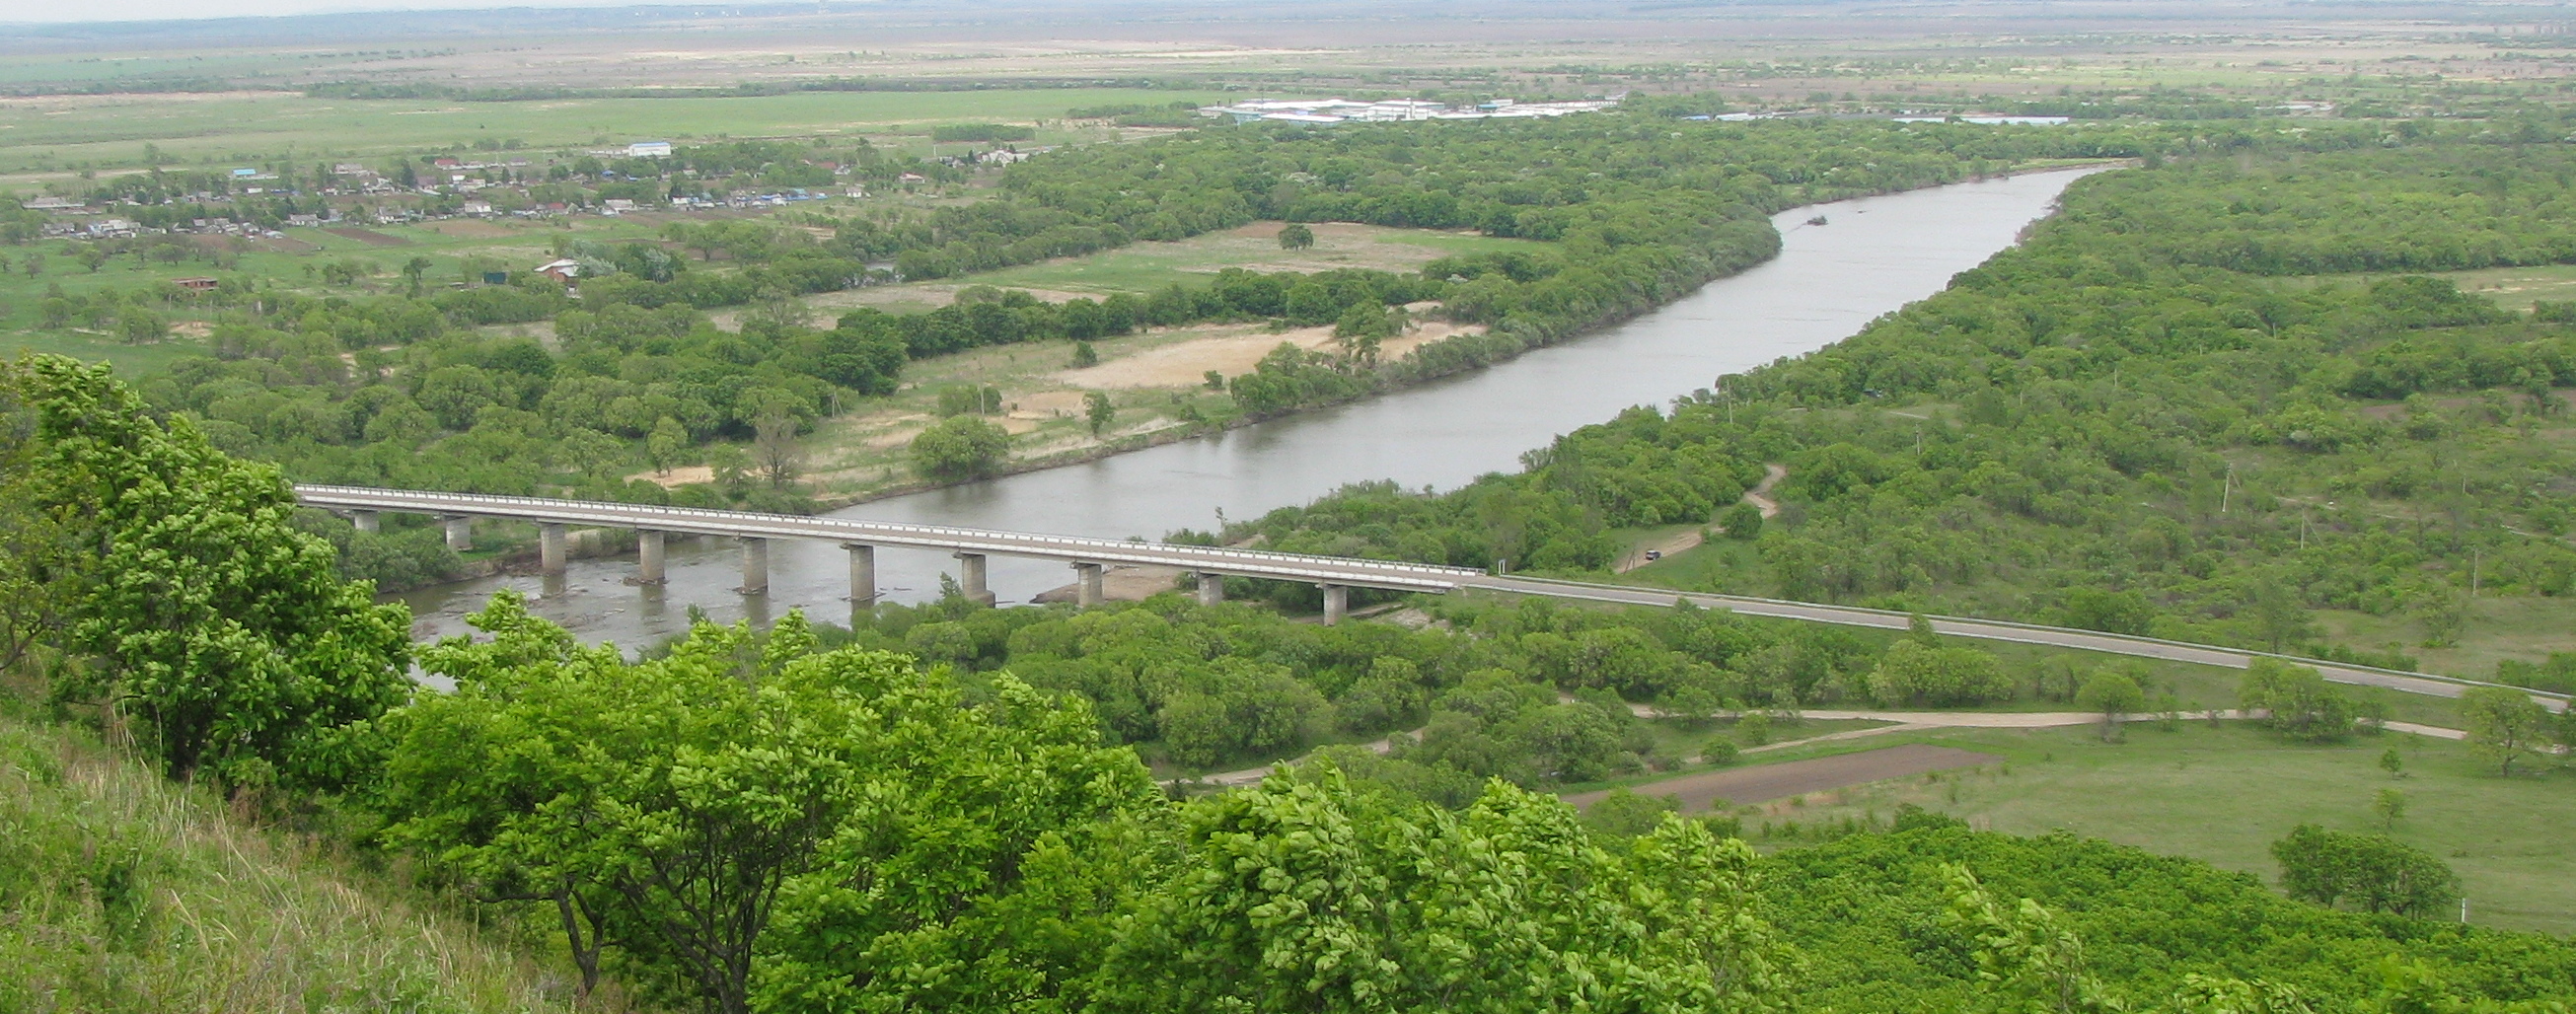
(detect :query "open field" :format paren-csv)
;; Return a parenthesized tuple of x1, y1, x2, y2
(1675, 721, 2576, 935)
(0, 87, 1229, 177)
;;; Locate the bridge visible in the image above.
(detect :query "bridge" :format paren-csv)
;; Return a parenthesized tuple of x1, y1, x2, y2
(296, 485, 2563, 705)
(293, 484, 1485, 623)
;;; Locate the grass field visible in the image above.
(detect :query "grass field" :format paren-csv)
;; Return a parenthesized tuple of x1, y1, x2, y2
(0, 705, 574, 1011)
(0, 88, 1228, 177)
(1692, 721, 2575, 935)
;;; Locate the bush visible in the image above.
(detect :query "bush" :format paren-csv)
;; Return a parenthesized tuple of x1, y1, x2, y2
(1867, 640, 2015, 707)
(1703, 739, 1741, 765)
(909, 415, 1010, 480)
(2270, 824, 2460, 917)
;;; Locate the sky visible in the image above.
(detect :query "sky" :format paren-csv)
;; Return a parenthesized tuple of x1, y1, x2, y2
(0, 0, 659, 24)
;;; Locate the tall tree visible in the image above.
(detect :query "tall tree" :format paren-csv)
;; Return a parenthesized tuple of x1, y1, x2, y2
(2, 355, 411, 791)
(2457, 687, 2550, 776)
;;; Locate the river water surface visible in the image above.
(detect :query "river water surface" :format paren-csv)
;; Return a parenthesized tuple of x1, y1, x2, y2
(399, 167, 2102, 647)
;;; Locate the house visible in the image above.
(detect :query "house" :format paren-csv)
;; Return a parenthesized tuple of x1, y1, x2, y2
(627, 140, 673, 159)
(173, 277, 220, 293)
(460, 200, 496, 216)
(898, 172, 926, 183)
(535, 258, 582, 285)
(975, 148, 1031, 166)
(602, 198, 637, 214)
(431, 158, 462, 169)
(89, 219, 139, 238)
(23, 196, 82, 210)
(286, 213, 322, 228)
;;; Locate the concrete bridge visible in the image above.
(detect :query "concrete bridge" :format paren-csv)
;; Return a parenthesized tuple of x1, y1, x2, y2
(297, 485, 2562, 706)
(293, 484, 1483, 623)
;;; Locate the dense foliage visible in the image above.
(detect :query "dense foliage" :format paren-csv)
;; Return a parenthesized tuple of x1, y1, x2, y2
(1224, 131, 2576, 681)
(0, 355, 409, 792)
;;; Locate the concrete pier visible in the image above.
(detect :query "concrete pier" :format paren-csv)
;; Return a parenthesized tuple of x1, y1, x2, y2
(845, 543, 877, 604)
(1320, 583, 1348, 626)
(443, 516, 473, 551)
(739, 537, 769, 594)
(1196, 571, 1224, 607)
(1072, 562, 1105, 607)
(350, 510, 379, 534)
(635, 530, 666, 585)
(955, 552, 994, 606)
(540, 523, 568, 574)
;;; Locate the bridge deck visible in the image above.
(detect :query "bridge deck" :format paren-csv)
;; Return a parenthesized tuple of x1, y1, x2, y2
(294, 484, 1486, 593)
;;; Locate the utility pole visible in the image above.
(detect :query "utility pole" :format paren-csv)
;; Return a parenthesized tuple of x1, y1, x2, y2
(2471, 546, 2482, 596)
(2221, 463, 2234, 514)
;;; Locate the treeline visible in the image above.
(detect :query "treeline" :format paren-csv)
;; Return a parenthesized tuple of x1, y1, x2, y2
(6, 356, 2573, 1013)
(1223, 123, 2576, 679)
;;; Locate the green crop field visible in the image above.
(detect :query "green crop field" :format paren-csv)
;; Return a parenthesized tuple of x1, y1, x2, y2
(1699, 721, 2575, 935)
(0, 87, 1228, 177)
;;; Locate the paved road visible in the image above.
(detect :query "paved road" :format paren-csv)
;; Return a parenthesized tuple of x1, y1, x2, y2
(1468, 575, 2565, 707)
(295, 484, 1486, 593)
(298, 484, 2559, 708)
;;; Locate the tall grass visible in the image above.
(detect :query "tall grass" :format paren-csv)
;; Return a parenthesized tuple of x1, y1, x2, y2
(0, 714, 578, 1013)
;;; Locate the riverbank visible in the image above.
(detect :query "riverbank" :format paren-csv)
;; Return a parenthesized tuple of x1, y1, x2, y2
(391, 167, 2107, 643)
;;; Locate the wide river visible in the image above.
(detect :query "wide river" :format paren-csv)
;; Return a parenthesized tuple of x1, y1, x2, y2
(399, 167, 2101, 648)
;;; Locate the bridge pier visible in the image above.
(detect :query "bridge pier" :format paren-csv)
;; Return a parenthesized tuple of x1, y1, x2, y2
(739, 537, 769, 594)
(348, 510, 379, 534)
(1320, 583, 1348, 626)
(443, 516, 473, 551)
(1196, 571, 1224, 607)
(845, 543, 877, 604)
(540, 523, 568, 575)
(954, 552, 994, 606)
(634, 530, 666, 585)
(1072, 562, 1105, 607)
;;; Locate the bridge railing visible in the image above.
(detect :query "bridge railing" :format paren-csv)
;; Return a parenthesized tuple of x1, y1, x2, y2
(294, 484, 1487, 583)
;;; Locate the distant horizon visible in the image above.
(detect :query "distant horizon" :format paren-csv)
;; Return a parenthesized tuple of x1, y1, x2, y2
(0, 0, 833, 27)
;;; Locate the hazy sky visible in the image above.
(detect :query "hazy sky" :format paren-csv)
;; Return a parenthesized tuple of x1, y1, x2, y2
(0, 0, 649, 24)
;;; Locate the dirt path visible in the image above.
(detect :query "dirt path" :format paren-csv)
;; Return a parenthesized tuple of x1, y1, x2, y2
(1562, 744, 2004, 813)
(1612, 463, 1787, 573)
(1744, 463, 1787, 519)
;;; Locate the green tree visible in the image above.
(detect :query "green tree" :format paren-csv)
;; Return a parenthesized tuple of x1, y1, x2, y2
(2378, 747, 2404, 779)
(2269, 824, 2458, 917)
(1582, 787, 1681, 836)
(2457, 686, 2550, 776)
(2, 356, 410, 790)
(2074, 670, 2146, 743)
(1942, 864, 2116, 1014)
(1720, 500, 1763, 540)
(1868, 639, 2014, 707)
(401, 254, 433, 297)
(910, 415, 1010, 480)
(1277, 222, 1315, 251)
(2238, 659, 2354, 743)
(1069, 339, 1099, 368)
(1084, 390, 1115, 437)
(646, 414, 688, 475)
(115, 308, 166, 344)
(383, 601, 1167, 1013)
(1099, 766, 1792, 1012)
(2372, 787, 2406, 831)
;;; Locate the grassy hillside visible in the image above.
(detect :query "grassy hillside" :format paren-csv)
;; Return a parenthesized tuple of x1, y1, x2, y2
(0, 705, 575, 1013)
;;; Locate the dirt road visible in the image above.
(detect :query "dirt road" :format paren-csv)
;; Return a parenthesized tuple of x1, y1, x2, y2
(1561, 744, 2003, 813)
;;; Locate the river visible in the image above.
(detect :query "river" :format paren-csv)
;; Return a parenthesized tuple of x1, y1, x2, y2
(398, 167, 2103, 648)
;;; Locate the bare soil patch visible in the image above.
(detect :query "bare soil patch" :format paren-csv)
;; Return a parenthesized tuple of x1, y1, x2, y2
(325, 227, 412, 247)
(1057, 319, 1480, 390)
(1561, 744, 2003, 814)
(419, 221, 519, 240)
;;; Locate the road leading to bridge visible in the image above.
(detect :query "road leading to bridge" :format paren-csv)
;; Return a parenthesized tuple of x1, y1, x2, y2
(1466, 575, 2566, 707)
(296, 484, 2559, 707)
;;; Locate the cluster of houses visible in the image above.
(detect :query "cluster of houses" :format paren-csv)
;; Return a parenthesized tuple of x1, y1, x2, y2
(1198, 96, 1624, 125)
